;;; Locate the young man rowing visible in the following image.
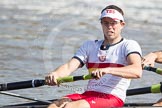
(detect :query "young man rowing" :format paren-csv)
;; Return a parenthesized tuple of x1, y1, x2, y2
(142, 50, 162, 106)
(45, 5, 142, 108)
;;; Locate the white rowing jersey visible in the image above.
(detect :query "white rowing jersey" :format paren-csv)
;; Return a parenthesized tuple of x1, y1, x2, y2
(73, 38, 142, 102)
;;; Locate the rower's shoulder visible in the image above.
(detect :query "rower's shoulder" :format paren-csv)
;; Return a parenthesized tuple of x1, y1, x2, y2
(122, 38, 140, 45)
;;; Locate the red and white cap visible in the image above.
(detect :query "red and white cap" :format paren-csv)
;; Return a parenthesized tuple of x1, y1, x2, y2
(100, 9, 124, 21)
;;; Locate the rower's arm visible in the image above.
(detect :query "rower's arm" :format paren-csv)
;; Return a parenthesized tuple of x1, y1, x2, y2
(51, 58, 81, 78)
(45, 58, 81, 85)
(93, 53, 142, 79)
(108, 53, 142, 79)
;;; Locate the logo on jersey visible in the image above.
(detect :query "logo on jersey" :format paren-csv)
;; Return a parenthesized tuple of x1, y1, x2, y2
(98, 50, 107, 62)
(99, 55, 106, 62)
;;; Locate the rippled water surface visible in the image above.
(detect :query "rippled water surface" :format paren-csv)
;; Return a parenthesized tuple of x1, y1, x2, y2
(0, 0, 162, 106)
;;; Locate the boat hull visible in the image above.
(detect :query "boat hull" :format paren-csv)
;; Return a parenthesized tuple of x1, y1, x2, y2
(1, 101, 155, 108)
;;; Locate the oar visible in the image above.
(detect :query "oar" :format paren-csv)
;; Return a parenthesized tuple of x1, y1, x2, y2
(1, 66, 161, 91)
(0, 74, 92, 91)
(0, 91, 52, 104)
(144, 66, 162, 75)
(127, 82, 162, 96)
(1, 73, 161, 96)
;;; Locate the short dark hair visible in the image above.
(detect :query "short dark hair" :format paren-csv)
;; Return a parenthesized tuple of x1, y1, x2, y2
(101, 5, 124, 16)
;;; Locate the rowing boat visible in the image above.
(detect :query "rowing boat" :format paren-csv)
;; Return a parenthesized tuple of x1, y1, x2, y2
(0, 89, 160, 108)
(1, 100, 155, 108)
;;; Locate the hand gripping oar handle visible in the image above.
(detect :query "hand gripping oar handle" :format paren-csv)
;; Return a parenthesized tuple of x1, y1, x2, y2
(0, 74, 92, 91)
(144, 66, 162, 75)
(127, 82, 162, 96)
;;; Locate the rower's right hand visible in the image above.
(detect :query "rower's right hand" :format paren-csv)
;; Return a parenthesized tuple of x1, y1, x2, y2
(45, 72, 59, 86)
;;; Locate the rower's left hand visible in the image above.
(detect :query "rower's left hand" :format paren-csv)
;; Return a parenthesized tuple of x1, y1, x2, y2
(91, 69, 106, 79)
(142, 52, 157, 68)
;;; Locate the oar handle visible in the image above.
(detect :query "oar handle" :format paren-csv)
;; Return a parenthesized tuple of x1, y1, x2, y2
(57, 74, 92, 83)
(144, 66, 162, 75)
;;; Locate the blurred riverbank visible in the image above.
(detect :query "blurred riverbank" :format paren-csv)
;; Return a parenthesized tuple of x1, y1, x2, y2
(0, 0, 162, 106)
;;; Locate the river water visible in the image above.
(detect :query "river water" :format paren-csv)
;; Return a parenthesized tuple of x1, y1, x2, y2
(0, 0, 162, 106)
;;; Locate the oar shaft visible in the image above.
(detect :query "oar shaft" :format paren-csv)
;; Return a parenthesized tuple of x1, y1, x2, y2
(127, 87, 151, 96)
(0, 80, 45, 91)
(144, 66, 162, 75)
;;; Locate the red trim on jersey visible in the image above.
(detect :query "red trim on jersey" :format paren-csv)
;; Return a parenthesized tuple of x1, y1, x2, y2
(87, 63, 124, 68)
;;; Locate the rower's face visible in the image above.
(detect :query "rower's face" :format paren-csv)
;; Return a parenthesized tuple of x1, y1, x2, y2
(101, 17, 125, 40)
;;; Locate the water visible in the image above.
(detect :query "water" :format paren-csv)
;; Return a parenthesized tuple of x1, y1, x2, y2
(0, 0, 162, 106)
